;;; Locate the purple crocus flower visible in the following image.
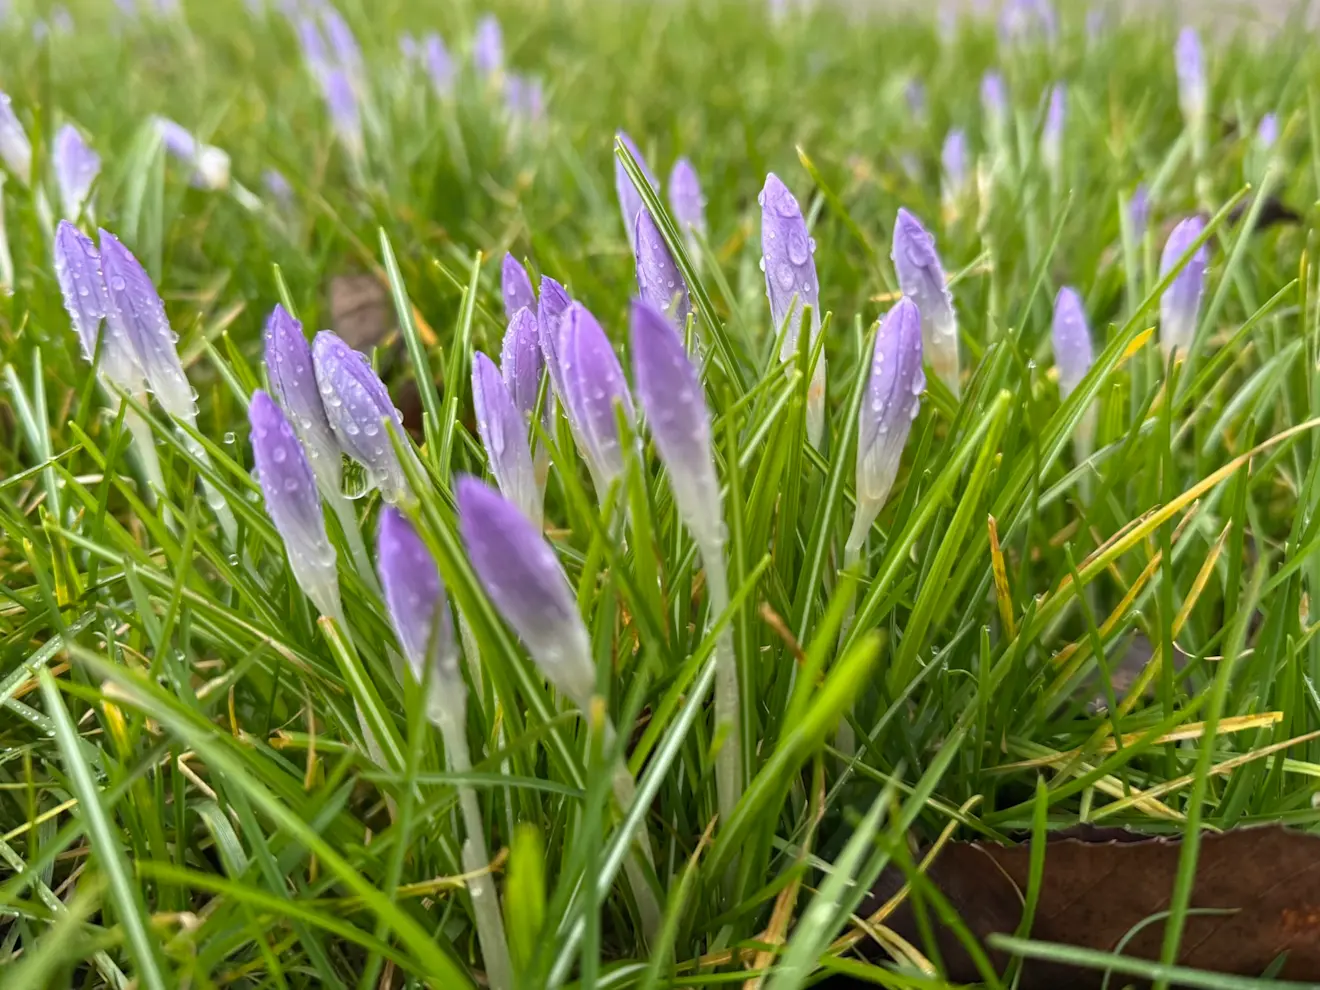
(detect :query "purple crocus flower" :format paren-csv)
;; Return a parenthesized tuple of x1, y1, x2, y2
(941, 128, 968, 208)
(1051, 287, 1092, 398)
(154, 117, 197, 160)
(905, 79, 926, 119)
(0, 92, 31, 185)
(473, 351, 541, 525)
(668, 157, 706, 254)
(615, 131, 660, 253)
(559, 302, 635, 496)
(312, 330, 410, 501)
(1127, 184, 1150, 236)
(425, 32, 455, 97)
(1257, 113, 1279, 151)
(760, 172, 827, 445)
(263, 168, 293, 205)
(1085, 8, 1106, 44)
(153, 117, 230, 190)
(537, 275, 572, 402)
(99, 228, 197, 420)
(265, 304, 340, 490)
(630, 299, 722, 550)
(501, 306, 543, 421)
(456, 474, 595, 709)
(1042, 84, 1065, 182)
(848, 298, 924, 551)
(53, 125, 101, 221)
(377, 507, 457, 684)
(399, 32, 419, 63)
(296, 16, 329, 79)
(634, 207, 692, 328)
(892, 208, 959, 397)
(501, 253, 536, 320)
(321, 68, 363, 161)
(505, 74, 546, 123)
(981, 72, 1007, 133)
(472, 14, 503, 78)
(1158, 216, 1209, 359)
(53, 221, 143, 392)
(249, 390, 342, 621)
(322, 8, 363, 82)
(1175, 27, 1206, 134)
(999, 0, 1056, 46)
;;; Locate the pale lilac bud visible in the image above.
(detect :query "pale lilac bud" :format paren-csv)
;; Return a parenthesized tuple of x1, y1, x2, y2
(850, 298, 924, 550)
(1042, 84, 1065, 181)
(265, 304, 340, 490)
(892, 208, 959, 397)
(473, 14, 503, 78)
(321, 68, 363, 160)
(53, 125, 100, 220)
(999, 0, 1056, 46)
(473, 351, 541, 525)
(506, 75, 546, 123)
(1086, 8, 1105, 44)
(1128, 184, 1150, 236)
(634, 207, 692, 328)
(424, 32, 455, 96)
(615, 131, 659, 253)
(501, 306, 543, 420)
(322, 8, 362, 81)
(377, 506, 457, 684)
(153, 118, 228, 190)
(99, 228, 197, 420)
(1158, 216, 1208, 359)
(53, 221, 143, 392)
(250, 390, 341, 620)
(560, 302, 634, 494)
(537, 275, 572, 401)
(296, 17, 328, 78)
(501, 253, 536, 320)
(0, 92, 31, 184)
(941, 128, 968, 207)
(1257, 113, 1279, 151)
(154, 117, 198, 161)
(1175, 27, 1206, 132)
(668, 157, 706, 251)
(1051, 287, 1092, 398)
(630, 299, 722, 550)
(905, 79, 926, 119)
(263, 168, 293, 205)
(456, 475, 595, 709)
(981, 72, 1007, 130)
(312, 330, 410, 500)
(399, 32, 419, 63)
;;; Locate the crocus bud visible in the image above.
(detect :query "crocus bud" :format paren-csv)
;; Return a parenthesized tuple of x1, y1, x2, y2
(892, 208, 960, 397)
(1256, 113, 1278, 152)
(265, 305, 341, 490)
(905, 79, 926, 119)
(560, 302, 635, 496)
(630, 299, 722, 550)
(941, 128, 968, 212)
(53, 124, 100, 221)
(1041, 85, 1065, 185)
(473, 14, 503, 78)
(537, 275, 572, 401)
(634, 207, 692, 328)
(249, 390, 341, 621)
(376, 506, 458, 685)
(1051, 287, 1092, 398)
(848, 298, 924, 551)
(99, 228, 197, 421)
(501, 254, 536, 320)
(473, 351, 542, 525)
(456, 475, 595, 710)
(1175, 27, 1206, 136)
(296, 16, 329, 79)
(54, 221, 143, 392)
(154, 116, 198, 161)
(615, 131, 659, 253)
(668, 157, 706, 253)
(321, 68, 364, 163)
(322, 8, 363, 83)
(1158, 216, 1208, 359)
(153, 117, 230, 191)
(1127, 184, 1150, 237)
(312, 330, 411, 501)
(501, 307, 544, 420)
(760, 172, 827, 445)
(981, 72, 1007, 135)
(263, 168, 293, 206)
(425, 32, 455, 96)
(0, 92, 31, 185)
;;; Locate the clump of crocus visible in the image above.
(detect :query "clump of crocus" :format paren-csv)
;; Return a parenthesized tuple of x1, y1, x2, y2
(312, 331, 412, 502)
(892, 208, 960, 397)
(0, 91, 31, 185)
(1051, 286, 1097, 459)
(537, 275, 573, 401)
(249, 390, 343, 623)
(941, 128, 968, 217)
(668, 157, 706, 256)
(559, 302, 636, 501)
(1158, 216, 1209, 361)
(1175, 27, 1206, 155)
(53, 125, 100, 222)
(473, 14, 504, 79)
(501, 254, 536, 319)
(760, 172, 827, 446)
(376, 507, 513, 990)
(630, 298, 740, 821)
(615, 131, 660, 254)
(1041, 85, 1065, 194)
(472, 351, 542, 526)
(634, 207, 692, 329)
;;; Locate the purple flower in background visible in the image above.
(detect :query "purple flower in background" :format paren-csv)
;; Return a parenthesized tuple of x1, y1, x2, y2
(505, 74, 546, 123)
(1158, 216, 1209, 359)
(892, 208, 960, 396)
(265, 304, 340, 490)
(760, 172, 827, 445)
(501, 307, 543, 421)
(54, 221, 143, 392)
(941, 128, 968, 207)
(153, 117, 230, 190)
(473, 14, 503, 78)
(1175, 27, 1206, 133)
(249, 390, 342, 621)
(312, 330, 411, 500)
(981, 72, 1007, 132)
(615, 131, 660, 253)
(0, 92, 31, 185)
(399, 32, 419, 63)
(559, 302, 635, 496)
(502, 254, 536, 320)
(634, 207, 692, 328)
(99, 228, 197, 420)
(630, 299, 722, 550)
(456, 475, 595, 709)
(377, 507, 458, 683)
(263, 168, 293, 205)
(668, 157, 706, 253)
(1127, 184, 1150, 236)
(322, 8, 363, 82)
(296, 16, 329, 79)
(321, 68, 364, 161)
(1041, 84, 1065, 182)
(999, 0, 1056, 46)
(1051, 287, 1093, 398)
(1257, 112, 1279, 151)
(537, 275, 572, 401)
(905, 79, 926, 119)
(848, 298, 924, 551)
(154, 116, 197, 160)
(473, 351, 542, 525)
(425, 32, 455, 96)
(53, 125, 101, 221)
(1086, 8, 1106, 44)
(50, 5, 74, 32)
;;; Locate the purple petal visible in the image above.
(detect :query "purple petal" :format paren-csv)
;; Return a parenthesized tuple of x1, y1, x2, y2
(296, 16, 328, 77)
(54, 221, 143, 391)
(1158, 216, 1208, 358)
(615, 131, 660, 253)
(630, 299, 722, 548)
(456, 475, 594, 707)
(321, 68, 362, 155)
(1175, 27, 1206, 127)
(322, 8, 362, 79)
(263, 168, 293, 204)
(473, 351, 541, 525)
(1042, 84, 1065, 175)
(1257, 113, 1279, 151)
(501, 254, 536, 320)
(537, 275, 572, 401)
(53, 125, 100, 221)
(501, 306, 544, 420)
(560, 302, 634, 493)
(0, 91, 31, 184)
(981, 72, 1007, 124)
(377, 506, 457, 683)
(154, 117, 198, 160)
(265, 305, 340, 489)
(1051, 287, 1093, 398)
(668, 157, 706, 246)
(1127, 184, 1150, 235)
(891, 208, 959, 396)
(473, 14, 503, 77)
(634, 207, 692, 328)
(425, 32, 455, 96)
(941, 129, 967, 198)
(250, 390, 340, 619)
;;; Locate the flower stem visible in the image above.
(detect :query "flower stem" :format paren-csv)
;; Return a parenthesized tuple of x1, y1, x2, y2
(608, 756, 663, 946)
(699, 537, 741, 828)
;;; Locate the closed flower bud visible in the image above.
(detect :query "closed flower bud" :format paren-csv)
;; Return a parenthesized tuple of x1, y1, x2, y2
(1158, 216, 1208, 359)
(1127, 184, 1150, 236)
(1051, 287, 1093, 398)
(54, 221, 142, 392)
(981, 72, 1008, 133)
(634, 207, 692, 328)
(615, 131, 659, 254)
(1175, 27, 1206, 134)
(321, 68, 363, 162)
(501, 306, 544, 421)
(472, 351, 542, 526)
(941, 128, 968, 211)
(457, 475, 595, 710)
(560, 302, 635, 496)
(473, 14, 503, 78)
(376, 506, 458, 685)
(537, 275, 573, 402)
(668, 157, 706, 254)
(264, 304, 340, 491)
(501, 253, 536, 320)
(1256, 113, 1279, 152)
(53, 125, 100, 221)
(0, 92, 31, 185)
(249, 390, 341, 621)
(1042, 84, 1065, 183)
(425, 32, 455, 97)
(892, 208, 960, 397)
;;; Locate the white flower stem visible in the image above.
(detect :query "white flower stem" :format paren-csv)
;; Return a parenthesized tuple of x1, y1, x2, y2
(699, 536, 741, 829)
(178, 429, 238, 548)
(120, 395, 164, 509)
(607, 755, 663, 946)
(325, 487, 379, 596)
(836, 532, 866, 759)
